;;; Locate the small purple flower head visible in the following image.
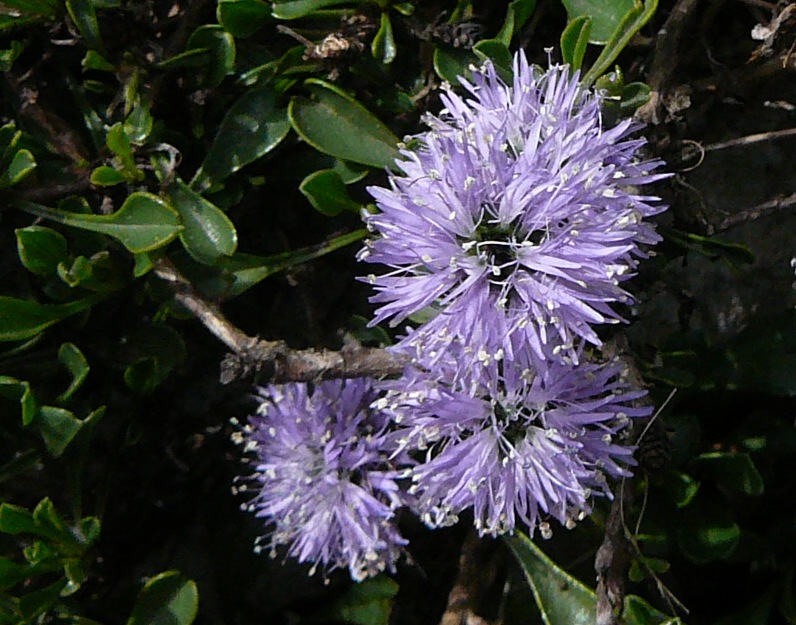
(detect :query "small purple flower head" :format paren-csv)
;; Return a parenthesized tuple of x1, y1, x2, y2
(360, 51, 668, 377)
(377, 352, 650, 537)
(233, 378, 408, 581)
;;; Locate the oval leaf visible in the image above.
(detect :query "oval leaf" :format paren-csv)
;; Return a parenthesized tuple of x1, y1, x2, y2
(371, 12, 396, 64)
(17, 193, 182, 254)
(271, 0, 349, 19)
(16, 226, 69, 277)
(561, 0, 634, 44)
(678, 497, 740, 563)
(0, 297, 95, 342)
(127, 571, 198, 625)
(166, 178, 237, 265)
(193, 86, 290, 189)
(299, 169, 360, 216)
(217, 0, 271, 38)
(433, 46, 478, 85)
(2, 148, 36, 187)
(186, 25, 235, 87)
(289, 79, 399, 169)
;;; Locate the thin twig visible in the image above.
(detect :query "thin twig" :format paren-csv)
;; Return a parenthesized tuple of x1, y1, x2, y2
(153, 258, 405, 384)
(701, 126, 796, 152)
(711, 190, 796, 233)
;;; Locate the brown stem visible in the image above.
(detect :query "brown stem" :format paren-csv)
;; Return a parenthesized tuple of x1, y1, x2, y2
(153, 258, 405, 384)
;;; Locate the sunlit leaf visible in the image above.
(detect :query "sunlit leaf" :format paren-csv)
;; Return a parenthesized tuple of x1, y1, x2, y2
(17, 193, 182, 254)
(271, 0, 350, 20)
(372, 12, 396, 64)
(127, 571, 198, 625)
(165, 178, 237, 265)
(193, 86, 290, 189)
(289, 79, 399, 169)
(1, 148, 36, 187)
(561, 0, 634, 44)
(561, 16, 591, 71)
(16, 226, 69, 277)
(299, 169, 360, 216)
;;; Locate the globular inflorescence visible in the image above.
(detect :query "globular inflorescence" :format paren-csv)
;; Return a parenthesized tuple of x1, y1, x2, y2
(235, 50, 667, 581)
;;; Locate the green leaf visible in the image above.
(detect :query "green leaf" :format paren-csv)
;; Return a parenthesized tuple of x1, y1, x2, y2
(156, 48, 212, 71)
(299, 169, 360, 216)
(271, 0, 349, 19)
(371, 12, 396, 64)
(433, 47, 478, 85)
(561, 0, 635, 44)
(186, 25, 235, 87)
(657, 470, 700, 508)
(65, 0, 103, 51)
(19, 578, 66, 620)
(0, 40, 26, 72)
(561, 16, 591, 71)
(473, 39, 513, 80)
(327, 575, 398, 625)
(106, 122, 141, 180)
(0, 376, 37, 425)
(505, 531, 677, 625)
(289, 79, 399, 169)
(582, 0, 658, 86)
(127, 571, 198, 625)
(57, 343, 89, 402)
(82, 49, 115, 71)
(16, 226, 69, 277)
(1, 148, 36, 187)
(165, 178, 237, 265)
(17, 193, 182, 254)
(0, 556, 34, 591)
(33, 406, 84, 457)
(495, 0, 537, 44)
(695, 452, 764, 496)
(0, 297, 95, 342)
(504, 532, 596, 625)
(217, 0, 271, 38)
(0, 503, 37, 535)
(192, 86, 290, 189)
(90, 165, 126, 186)
(678, 496, 740, 563)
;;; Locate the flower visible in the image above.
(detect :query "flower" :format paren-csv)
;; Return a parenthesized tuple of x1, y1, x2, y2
(359, 51, 667, 378)
(376, 351, 650, 537)
(233, 378, 408, 581)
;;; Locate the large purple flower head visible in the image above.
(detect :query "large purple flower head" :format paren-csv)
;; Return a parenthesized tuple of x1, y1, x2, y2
(233, 378, 408, 581)
(360, 51, 667, 377)
(376, 352, 651, 537)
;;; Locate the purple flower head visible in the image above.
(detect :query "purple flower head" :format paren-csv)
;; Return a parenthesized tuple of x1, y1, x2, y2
(376, 352, 651, 537)
(233, 378, 408, 581)
(360, 51, 668, 378)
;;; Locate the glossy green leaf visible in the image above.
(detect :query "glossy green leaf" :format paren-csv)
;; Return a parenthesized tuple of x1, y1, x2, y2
(289, 80, 399, 169)
(561, 16, 591, 71)
(33, 406, 83, 457)
(582, 0, 658, 86)
(473, 39, 513, 81)
(193, 86, 290, 189)
(678, 497, 740, 563)
(372, 12, 396, 64)
(65, 0, 103, 51)
(505, 531, 677, 625)
(0, 297, 95, 342)
(90, 165, 126, 186)
(300, 169, 360, 216)
(504, 532, 596, 625)
(127, 571, 198, 625)
(106, 122, 139, 178)
(166, 178, 237, 265)
(0, 376, 37, 425)
(156, 48, 212, 70)
(433, 47, 478, 85)
(327, 575, 398, 625)
(57, 343, 89, 402)
(217, 0, 270, 38)
(16, 226, 69, 277)
(696, 452, 764, 496)
(561, 0, 634, 44)
(17, 193, 182, 254)
(1, 148, 36, 187)
(124, 101, 154, 143)
(186, 25, 235, 87)
(271, 0, 349, 19)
